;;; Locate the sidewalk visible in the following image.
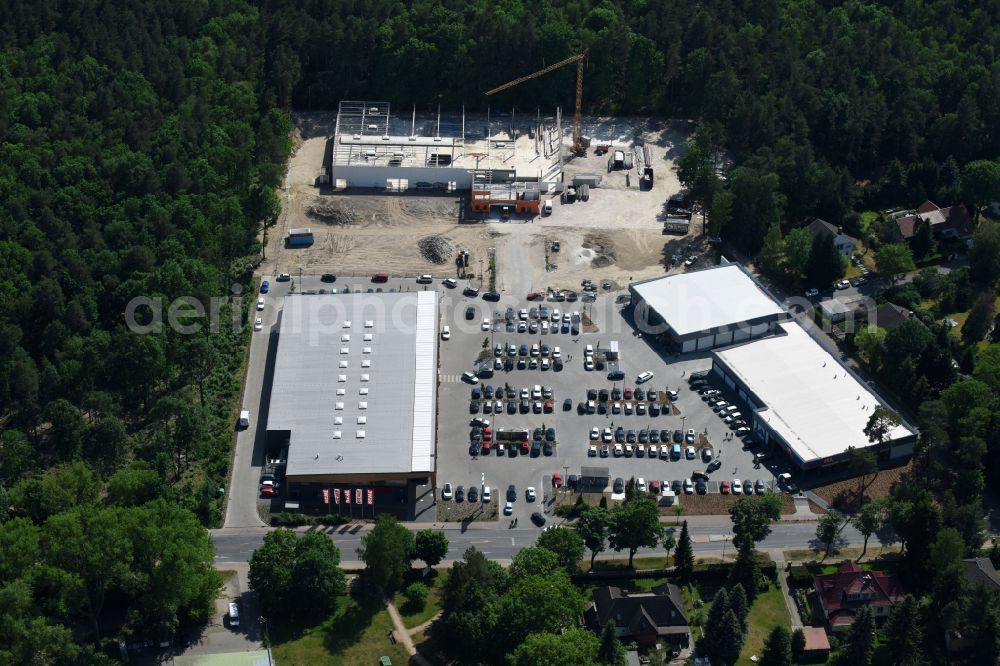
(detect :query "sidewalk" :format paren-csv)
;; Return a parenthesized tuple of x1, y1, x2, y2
(767, 549, 804, 630)
(386, 601, 432, 666)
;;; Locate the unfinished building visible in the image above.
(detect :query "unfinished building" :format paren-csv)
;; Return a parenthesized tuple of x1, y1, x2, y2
(325, 101, 564, 215)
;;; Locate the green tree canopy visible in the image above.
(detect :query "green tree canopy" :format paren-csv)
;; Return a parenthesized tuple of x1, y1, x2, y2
(608, 496, 662, 568)
(249, 529, 345, 620)
(357, 514, 415, 592)
(674, 521, 695, 583)
(875, 243, 916, 283)
(760, 625, 792, 666)
(507, 627, 600, 666)
(413, 529, 449, 567)
(536, 526, 585, 575)
(575, 506, 609, 570)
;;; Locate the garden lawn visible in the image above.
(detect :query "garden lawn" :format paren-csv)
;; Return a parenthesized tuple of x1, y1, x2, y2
(270, 595, 409, 666)
(737, 585, 790, 665)
(392, 569, 448, 629)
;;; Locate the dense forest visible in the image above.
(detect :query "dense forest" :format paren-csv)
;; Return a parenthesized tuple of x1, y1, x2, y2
(262, 0, 1000, 219)
(0, 0, 289, 658)
(2, 0, 1000, 662)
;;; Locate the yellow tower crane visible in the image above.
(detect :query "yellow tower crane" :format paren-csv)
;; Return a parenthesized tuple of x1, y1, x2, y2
(485, 52, 587, 155)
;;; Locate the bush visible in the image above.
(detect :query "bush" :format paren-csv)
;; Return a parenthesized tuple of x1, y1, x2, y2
(788, 565, 815, 588)
(403, 582, 429, 610)
(270, 512, 349, 527)
(791, 628, 806, 660)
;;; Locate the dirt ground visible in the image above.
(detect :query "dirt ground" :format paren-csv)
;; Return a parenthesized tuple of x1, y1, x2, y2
(810, 462, 915, 513)
(663, 492, 796, 516)
(263, 112, 704, 295)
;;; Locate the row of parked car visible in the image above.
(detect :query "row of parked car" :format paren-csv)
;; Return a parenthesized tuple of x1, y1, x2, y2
(468, 419, 558, 457)
(613, 476, 769, 496)
(689, 376, 752, 437)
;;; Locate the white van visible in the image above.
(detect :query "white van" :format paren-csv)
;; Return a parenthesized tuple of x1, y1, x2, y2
(228, 602, 240, 627)
(542, 199, 553, 215)
(637, 371, 654, 384)
(238, 410, 250, 428)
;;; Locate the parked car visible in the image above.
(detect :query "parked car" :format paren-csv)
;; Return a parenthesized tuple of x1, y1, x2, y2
(442, 483, 453, 500)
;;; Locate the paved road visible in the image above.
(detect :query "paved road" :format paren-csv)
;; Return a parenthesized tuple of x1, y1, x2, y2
(223, 275, 281, 528)
(212, 520, 872, 566)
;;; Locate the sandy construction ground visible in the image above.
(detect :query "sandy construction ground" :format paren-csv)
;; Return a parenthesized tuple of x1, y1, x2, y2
(264, 112, 707, 295)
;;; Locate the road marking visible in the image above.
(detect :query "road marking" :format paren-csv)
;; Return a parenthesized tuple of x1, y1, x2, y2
(438, 373, 462, 384)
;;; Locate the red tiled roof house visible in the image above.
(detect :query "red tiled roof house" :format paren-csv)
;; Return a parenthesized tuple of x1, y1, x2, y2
(895, 200, 975, 241)
(813, 561, 905, 631)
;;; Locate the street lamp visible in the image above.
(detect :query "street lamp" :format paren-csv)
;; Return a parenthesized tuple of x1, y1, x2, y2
(258, 616, 273, 666)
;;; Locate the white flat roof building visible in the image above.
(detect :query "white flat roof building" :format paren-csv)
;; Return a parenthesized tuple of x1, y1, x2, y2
(268, 291, 437, 482)
(712, 323, 916, 467)
(630, 264, 787, 352)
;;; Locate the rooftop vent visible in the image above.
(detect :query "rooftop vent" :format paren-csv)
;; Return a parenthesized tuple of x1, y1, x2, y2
(356, 430, 366, 438)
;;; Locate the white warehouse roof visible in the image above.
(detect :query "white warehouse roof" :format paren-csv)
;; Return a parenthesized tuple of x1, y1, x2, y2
(714, 323, 915, 464)
(269, 291, 438, 478)
(631, 264, 785, 337)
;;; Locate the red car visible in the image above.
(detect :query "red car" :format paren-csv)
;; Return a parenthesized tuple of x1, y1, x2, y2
(650, 480, 660, 494)
(720, 481, 731, 494)
(260, 486, 278, 497)
(527, 291, 545, 301)
(552, 473, 563, 488)
(483, 427, 492, 442)
(624, 387, 633, 400)
(520, 440, 530, 454)
(481, 441, 491, 454)
(371, 272, 389, 282)
(543, 401, 553, 413)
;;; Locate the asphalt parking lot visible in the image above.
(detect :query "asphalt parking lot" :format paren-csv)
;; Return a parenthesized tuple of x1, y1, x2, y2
(435, 281, 779, 525)
(243, 272, 781, 527)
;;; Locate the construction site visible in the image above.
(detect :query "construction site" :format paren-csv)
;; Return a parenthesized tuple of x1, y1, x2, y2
(266, 54, 705, 294)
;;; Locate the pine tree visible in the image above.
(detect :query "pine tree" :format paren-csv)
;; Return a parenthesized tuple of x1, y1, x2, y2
(705, 587, 731, 645)
(882, 595, 924, 666)
(714, 608, 745, 665)
(791, 628, 806, 661)
(729, 583, 749, 639)
(731, 543, 760, 603)
(674, 521, 694, 583)
(760, 626, 792, 666)
(597, 619, 627, 666)
(806, 232, 846, 286)
(841, 606, 875, 666)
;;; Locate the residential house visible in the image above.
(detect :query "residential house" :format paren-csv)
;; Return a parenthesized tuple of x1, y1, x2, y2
(945, 558, 1000, 656)
(806, 218, 858, 257)
(870, 302, 915, 331)
(584, 584, 690, 650)
(813, 561, 905, 630)
(895, 200, 975, 242)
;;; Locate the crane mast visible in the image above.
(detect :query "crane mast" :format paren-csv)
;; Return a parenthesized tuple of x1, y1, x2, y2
(485, 52, 587, 155)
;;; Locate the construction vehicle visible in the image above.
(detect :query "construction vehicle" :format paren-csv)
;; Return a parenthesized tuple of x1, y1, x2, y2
(486, 52, 588, 155)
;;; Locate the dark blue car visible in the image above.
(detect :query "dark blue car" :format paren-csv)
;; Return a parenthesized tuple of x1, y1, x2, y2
(260, 280, 269, 293)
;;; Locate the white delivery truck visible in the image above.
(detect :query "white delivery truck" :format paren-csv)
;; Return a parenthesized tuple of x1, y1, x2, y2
(238, 410, 250, 428)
